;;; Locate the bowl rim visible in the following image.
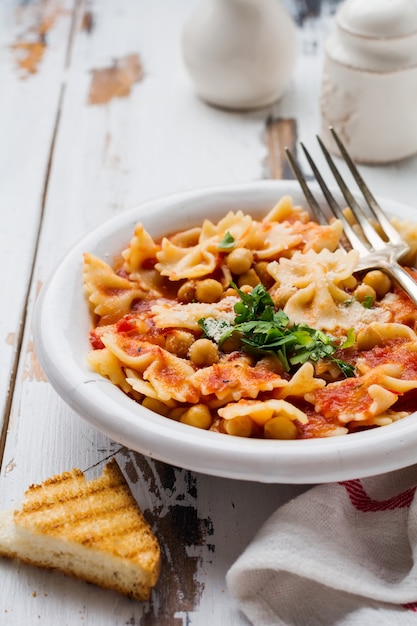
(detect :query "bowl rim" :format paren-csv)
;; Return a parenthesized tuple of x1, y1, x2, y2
(33, 179, 417, 483)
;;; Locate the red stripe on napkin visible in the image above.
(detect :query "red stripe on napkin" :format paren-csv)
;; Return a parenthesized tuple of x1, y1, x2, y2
(340, 479, 416, 512)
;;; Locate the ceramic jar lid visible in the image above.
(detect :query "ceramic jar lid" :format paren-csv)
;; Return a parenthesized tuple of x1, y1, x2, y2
(337, 0, 417, 38)
(329, 0, 417, 71)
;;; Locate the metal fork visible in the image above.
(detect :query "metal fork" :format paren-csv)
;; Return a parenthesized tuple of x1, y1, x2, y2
(285, 127, 417, 306)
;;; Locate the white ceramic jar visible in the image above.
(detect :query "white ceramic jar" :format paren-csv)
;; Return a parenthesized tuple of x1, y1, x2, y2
(320, 0, 417, 163)
(181, 0, 298, 110)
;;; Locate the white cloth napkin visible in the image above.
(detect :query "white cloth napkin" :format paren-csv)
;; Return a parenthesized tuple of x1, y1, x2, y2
(227, 465, 417, 625)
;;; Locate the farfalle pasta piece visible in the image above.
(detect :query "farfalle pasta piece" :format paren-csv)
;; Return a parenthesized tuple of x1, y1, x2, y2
(125, 369, 161, 400)
(376, 363, 417, 394)
(104, 334, 199, 402)
(121, 223, 159, 274)
(167, 226, 201, 248)
(155, 211, 257, 280)
(367, 384, 398, 418)
(262, 195, 309, 223)
(334, 382, 401, 425)
(87, 348, 132, 394)
(297, 219, 343, 253)
(256, 219, 343, 257)
(350, 411, 410, 429)
(151, 296, 237, 331)
(268, 248, 358, 297)
(218, 398, 308, 425)
(267, 248, 390, 332)
(306, 363, 417, 425)
(275, 362, 326, 399)
(155, 239, 217, 280)
(191, 356, 287, 402)
(141, 353, 199, 403)
(200, 210, 254, 245)
(248, 221, 304, 259)
(83, 253, 146, 323)
(286, 281, 342, 331)
(305, 376, 371, 425)
(101, 334, 162, 371)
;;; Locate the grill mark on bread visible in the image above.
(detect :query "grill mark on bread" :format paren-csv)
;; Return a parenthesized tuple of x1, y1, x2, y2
(20, 501, 140, 532)
(18, 480, 129, 514)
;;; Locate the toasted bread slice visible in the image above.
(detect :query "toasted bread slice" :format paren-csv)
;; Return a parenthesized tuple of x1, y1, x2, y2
(0, 459, 160, 601)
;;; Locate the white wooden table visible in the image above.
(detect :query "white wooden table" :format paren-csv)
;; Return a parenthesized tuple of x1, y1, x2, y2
(1, 1, 416, 624)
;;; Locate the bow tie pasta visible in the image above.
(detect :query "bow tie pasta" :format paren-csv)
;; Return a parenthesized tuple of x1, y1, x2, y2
(83, 195, 417, 440)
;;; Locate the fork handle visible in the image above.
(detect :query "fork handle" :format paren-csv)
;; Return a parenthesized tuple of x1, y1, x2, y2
(381, 261, 417, 307)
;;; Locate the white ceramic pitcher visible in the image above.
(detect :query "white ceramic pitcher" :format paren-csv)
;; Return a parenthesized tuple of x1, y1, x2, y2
(181, 0, 298, 110)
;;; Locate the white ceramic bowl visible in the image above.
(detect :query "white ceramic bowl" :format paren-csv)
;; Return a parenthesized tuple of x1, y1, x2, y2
(34, 181, 417, 483)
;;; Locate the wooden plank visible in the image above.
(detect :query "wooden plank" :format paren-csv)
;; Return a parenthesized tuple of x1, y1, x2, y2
(0, 0, 75, 454)
(264, 117, 298, 180)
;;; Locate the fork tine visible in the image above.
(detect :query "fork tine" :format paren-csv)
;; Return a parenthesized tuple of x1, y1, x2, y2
(316, 135, 386, 251)
(284, 147, 328, 226)
(299, 142, 343, 220)
(329, 127, 403, 244)
(299, 142, 369, 255)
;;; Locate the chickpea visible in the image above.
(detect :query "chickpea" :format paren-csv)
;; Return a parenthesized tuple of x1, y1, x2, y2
(165, 330, 195, 358)
(142, 397, 170, 416)
(264, 416, 298, 440)
(356, 326, 384, 351)
(237, 269, 260, 289)
(249, 408, 274, 427)
(257, 355, 286, 375)
(221, 332, 242, 353)
(238, 284, 254, 294)
(169, 407, 188, 421)
(195, 278, 224, 303)
(339, 275, 357, 291)
(354, 283, 376, 306)
(254, 262, 274, 289)
(223, 286, 238, 298)
(188, 338, 219, 366)
(177, 280, 196, 303)
(226, 247, 253, 275)
(153, 335, 166, 348)
(363, 270, 391, 299)
(180, 404, 212, 429)
(135, 319, 149, 334)
(223, 415, 253, 437)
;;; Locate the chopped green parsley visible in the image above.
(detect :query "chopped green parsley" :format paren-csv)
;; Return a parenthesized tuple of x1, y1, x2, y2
(199, 283, 355, 377)
(218, 231, 235, 250)
(362, 295, 374, 309)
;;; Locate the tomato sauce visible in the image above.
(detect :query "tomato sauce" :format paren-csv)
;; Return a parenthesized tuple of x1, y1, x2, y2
(383, 288, 417, 327)
(311, 377, 372, 420)
(360, 339, 417, 379)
